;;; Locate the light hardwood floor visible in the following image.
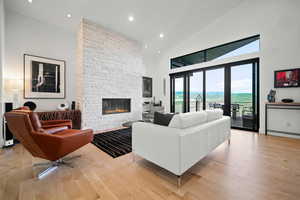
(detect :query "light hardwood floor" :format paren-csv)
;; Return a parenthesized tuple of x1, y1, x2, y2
(1, 129, 300, 200)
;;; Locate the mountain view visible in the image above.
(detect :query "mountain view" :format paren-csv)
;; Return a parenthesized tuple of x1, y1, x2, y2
(175, 91, 252, 112)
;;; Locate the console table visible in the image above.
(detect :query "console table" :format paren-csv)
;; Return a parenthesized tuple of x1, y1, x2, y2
(36, 110, 81, 129)
(265, 102, 300, 136)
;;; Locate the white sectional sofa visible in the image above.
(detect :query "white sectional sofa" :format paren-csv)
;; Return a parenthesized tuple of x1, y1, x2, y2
(132, 110, 231, 186)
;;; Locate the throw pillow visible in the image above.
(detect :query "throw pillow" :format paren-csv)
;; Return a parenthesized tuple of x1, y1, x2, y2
(153, 112, 175, 126)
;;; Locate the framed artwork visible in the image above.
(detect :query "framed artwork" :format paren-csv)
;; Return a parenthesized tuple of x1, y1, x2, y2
(274, 68, 300, 88)
(143, 76, 152, 98)
(24, 54, 65, 99)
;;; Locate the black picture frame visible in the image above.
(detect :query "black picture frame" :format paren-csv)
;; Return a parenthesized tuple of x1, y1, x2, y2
(143, 76, 152, 98)
(274, 68, 300, 88)
(24, 54, 66, 99)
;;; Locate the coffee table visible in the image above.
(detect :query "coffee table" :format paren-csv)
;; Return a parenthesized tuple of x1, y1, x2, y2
(122, 120, 144, 128)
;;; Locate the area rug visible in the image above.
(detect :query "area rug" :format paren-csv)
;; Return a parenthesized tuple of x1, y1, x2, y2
(92, 128, 132, 158)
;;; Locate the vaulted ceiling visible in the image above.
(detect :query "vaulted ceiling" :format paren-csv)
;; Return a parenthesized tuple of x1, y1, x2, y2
(5, 0, 244, 56)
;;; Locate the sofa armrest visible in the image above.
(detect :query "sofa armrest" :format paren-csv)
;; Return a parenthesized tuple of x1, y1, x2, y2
(132, 122, 182, 175)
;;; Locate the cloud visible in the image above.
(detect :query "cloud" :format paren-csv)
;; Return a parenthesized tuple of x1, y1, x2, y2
(231, 78, 252, 93)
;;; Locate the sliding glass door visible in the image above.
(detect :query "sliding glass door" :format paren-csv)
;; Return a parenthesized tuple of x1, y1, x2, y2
(170, 58, 259, 131)
(230, 62, 258, 130)
(231, 64, 252, 129)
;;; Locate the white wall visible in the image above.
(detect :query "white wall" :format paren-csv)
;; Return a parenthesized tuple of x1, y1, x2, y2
(0, 0, 5, 147)
(143, 54, 160, 103)
(4, 10, 77, 111)
(152, 0, 300, 138)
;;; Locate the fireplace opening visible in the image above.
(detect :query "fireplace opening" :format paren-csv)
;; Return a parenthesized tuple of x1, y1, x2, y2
(102, 98, 131, 115)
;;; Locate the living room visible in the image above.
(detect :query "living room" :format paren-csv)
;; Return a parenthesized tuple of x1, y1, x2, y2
(1, 0, 300, 199)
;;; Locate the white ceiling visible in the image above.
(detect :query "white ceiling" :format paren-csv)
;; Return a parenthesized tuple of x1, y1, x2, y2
(5, 0, 244, 56)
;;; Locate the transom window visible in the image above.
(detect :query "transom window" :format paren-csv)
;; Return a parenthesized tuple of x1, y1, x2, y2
(171, 35, 260, 69)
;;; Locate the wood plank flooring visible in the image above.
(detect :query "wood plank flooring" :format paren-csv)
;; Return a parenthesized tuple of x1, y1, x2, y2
(0, 129, 300, 200)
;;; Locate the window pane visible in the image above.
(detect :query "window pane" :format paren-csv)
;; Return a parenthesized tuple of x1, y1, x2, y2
(189, 72, 203, 111)
(205, 68, 224, 110)
(174, 77, 184, 113)
(171, 51, 205, 69)
(206, 36, 259, 61)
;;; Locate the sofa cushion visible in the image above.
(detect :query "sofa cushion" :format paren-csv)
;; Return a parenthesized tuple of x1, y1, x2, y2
(153, 112, 175, 126)
(206, 109, 223, 122)
(44, 126, 69, 134)
(168, 111, 207, 129)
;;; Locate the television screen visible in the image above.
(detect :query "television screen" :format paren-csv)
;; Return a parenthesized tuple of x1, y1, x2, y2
(274, 68, 300, 88)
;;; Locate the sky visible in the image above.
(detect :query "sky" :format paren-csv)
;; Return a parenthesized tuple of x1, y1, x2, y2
(188, 64, 253, 93)
(215, 40, 259, 61)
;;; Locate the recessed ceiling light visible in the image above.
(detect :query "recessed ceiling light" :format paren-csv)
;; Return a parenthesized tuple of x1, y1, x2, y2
(158, 50, 161, 54)
(159, 33, 164, 38)
(67, 14, 72, 18)
(28, 0, 33, 3)
(145, 44, 148, 49)
(128, 15, 134, 22)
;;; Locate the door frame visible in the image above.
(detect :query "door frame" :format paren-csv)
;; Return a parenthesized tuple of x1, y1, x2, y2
(170, 74, 188, 113)
(170, 57, 259, 132)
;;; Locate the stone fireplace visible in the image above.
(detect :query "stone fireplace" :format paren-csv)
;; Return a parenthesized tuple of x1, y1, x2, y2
(76, 19, 145, 131)
(102, 98, 131, 115)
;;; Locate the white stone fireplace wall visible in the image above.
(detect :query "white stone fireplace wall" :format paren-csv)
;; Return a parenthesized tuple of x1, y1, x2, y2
(76, 19, 145, 131)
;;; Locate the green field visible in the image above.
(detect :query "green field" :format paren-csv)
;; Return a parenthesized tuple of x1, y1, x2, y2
(175, 92, 252, 112)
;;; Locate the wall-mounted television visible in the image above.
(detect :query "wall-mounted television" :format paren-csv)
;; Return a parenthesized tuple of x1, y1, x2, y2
(274, 68, 300, 88)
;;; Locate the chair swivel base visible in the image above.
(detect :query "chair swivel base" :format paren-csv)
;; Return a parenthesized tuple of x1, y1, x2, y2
(34, 155, 81, 179)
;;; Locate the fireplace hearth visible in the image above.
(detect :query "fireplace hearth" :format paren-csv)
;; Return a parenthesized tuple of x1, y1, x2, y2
(102, 98, 131, 115)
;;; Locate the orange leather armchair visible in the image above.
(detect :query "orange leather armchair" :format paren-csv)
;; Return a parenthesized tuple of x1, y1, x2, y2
(5, 109, 93, 178)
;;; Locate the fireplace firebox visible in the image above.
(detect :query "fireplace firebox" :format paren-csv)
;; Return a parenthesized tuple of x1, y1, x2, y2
(102, 98, 131, 115)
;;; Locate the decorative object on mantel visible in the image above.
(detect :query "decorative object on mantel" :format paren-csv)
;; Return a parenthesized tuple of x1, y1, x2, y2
(143, 76, 152, 97)
(281, 98, 294, 103)
(274, 68, 300, 88)
(23, 101, 37, 111)
(24, 54, 65, 99)
(36, 110, 81, 129)
(267, 89, 276, 103)
(57, 102, 69, 111)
